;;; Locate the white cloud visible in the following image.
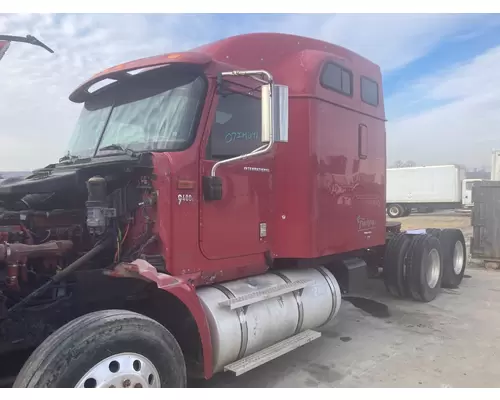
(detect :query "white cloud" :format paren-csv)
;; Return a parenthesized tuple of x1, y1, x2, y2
(269, 13, 497, 72)
(0, 13, 497, 170)
(387, 45, 500, 168)
(0, 13, 201, 170)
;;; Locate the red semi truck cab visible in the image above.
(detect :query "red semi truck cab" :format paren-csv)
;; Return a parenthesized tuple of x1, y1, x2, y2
(0, 33, 466, 388)
(69, 32, 387, 283)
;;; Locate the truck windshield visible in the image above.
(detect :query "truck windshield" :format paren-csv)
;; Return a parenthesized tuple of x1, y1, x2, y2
(65, 67, 206, 159)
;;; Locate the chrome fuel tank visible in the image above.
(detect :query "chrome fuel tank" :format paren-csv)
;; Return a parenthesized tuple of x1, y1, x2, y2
(196, 266, 341, 373)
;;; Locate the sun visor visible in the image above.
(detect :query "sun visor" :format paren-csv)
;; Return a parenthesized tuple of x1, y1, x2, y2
(69, 51, 212, 104)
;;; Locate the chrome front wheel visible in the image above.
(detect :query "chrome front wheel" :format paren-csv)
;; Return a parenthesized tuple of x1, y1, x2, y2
(76, 352, 161, 388)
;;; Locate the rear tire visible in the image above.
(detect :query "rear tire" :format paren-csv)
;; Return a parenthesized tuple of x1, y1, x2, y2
(440, 229, 467, 288)
(384, 233, 412, 298)
(406, 234, 443, 302)
(387, 204, 405, 218)
(13, 310, 187, 388)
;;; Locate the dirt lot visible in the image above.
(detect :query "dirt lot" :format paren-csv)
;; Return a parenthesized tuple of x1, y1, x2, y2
(198, 212, 500, 388)
(397, 211, 472, 231)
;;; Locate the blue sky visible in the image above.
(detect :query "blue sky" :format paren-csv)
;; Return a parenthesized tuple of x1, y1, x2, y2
(1, 13, 500, 170)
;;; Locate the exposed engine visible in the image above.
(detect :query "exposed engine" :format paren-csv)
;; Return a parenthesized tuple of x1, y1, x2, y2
(0, 154, 156, 320)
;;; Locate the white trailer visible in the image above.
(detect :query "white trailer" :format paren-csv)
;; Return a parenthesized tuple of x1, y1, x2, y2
(386, 165, 480, 218)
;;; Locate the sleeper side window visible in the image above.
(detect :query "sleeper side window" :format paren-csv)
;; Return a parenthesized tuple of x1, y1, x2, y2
(320, 63, 352, 97)
(360, 76, 379, 106)
(206, 93, 262, 160)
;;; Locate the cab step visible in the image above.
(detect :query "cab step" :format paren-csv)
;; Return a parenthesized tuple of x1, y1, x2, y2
(223, 329, 321, 376)
(218, 279, 312, 310)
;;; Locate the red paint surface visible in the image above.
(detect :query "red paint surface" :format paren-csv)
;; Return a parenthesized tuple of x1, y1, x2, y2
(0, 41, 10, 62)
(77, 32, 387, 378)
(107, 259, 213, 379)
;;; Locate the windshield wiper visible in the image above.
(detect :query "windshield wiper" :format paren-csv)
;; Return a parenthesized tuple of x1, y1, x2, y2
(98, 144, 138, 157)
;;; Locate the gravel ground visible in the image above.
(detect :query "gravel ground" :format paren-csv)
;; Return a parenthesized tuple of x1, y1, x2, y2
(398, 211, 472, 231)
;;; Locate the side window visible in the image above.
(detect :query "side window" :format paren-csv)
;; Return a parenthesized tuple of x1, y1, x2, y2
(466, 181, 476, 190)
(361, 76, 379, 106)
(206, 93, 262, 160)
(320, 63, 352, 96)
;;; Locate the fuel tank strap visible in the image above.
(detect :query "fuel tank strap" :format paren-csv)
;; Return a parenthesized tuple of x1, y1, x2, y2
(314, 267, 338, 326)
(213, 284, 249, 360)
(271, 271, 305, 335)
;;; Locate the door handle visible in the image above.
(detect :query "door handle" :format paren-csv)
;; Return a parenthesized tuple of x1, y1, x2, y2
(358, 124, 367, 160)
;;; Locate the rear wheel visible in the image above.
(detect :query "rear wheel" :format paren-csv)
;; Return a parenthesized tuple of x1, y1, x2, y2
(406, 234, 443, 302)
(384, 233, 412, 298)
(387, 204, 405, 218)
(440, 229, 467, 288)
(13, 310, 186, 388)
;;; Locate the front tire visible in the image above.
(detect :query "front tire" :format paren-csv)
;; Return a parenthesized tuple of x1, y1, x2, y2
(387, 204, 405, 218)
(13, 310, 186, 388)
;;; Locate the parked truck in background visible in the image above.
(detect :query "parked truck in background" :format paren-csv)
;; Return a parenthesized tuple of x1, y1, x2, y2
(386, 164, 482, 218)
(0, 33, 468, 388)
(491, 150, 500, 181)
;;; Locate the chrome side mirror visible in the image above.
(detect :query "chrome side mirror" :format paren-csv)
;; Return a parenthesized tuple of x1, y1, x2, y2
(260, 83, 289, 144)
(272, 84, 289, 143)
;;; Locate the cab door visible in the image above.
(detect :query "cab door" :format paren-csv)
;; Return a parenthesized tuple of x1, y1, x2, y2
(199, 91, 273, 260)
